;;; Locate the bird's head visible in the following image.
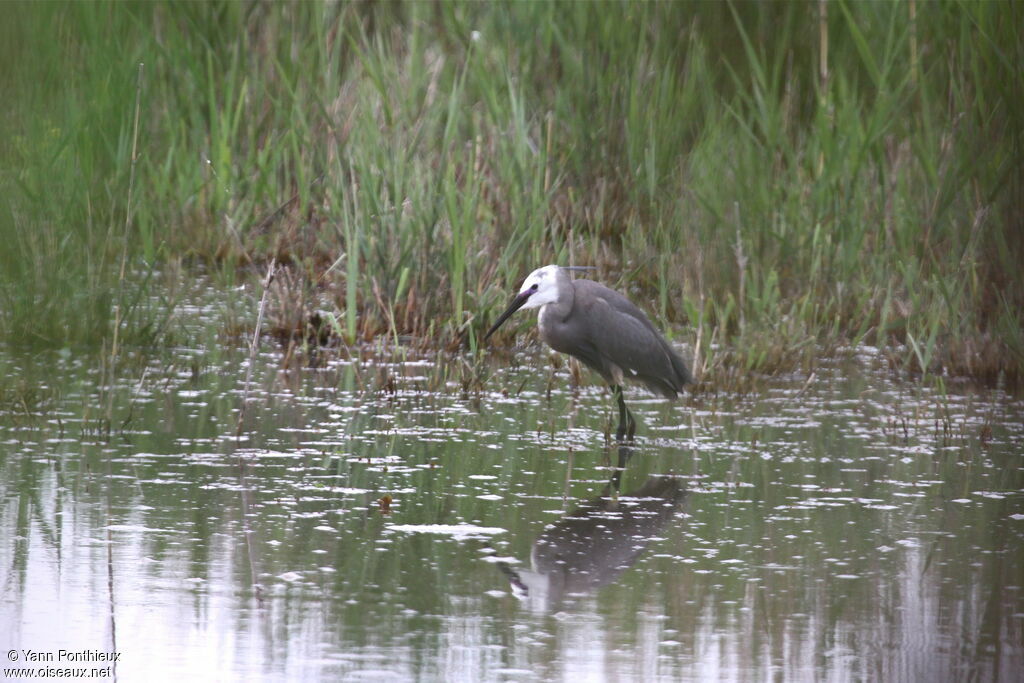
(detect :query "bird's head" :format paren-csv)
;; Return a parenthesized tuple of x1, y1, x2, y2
(515, 265, 563, 310)
(484, 265, 590, 341)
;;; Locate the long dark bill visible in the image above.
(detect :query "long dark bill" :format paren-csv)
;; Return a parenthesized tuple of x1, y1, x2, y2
(483, 290, 533, 341)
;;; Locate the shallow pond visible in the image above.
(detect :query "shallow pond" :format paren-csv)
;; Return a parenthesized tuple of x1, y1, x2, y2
(1, 332, 1022, 681)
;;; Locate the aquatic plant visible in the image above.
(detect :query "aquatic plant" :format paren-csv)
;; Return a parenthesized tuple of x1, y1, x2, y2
(1, 1, 1020, 386)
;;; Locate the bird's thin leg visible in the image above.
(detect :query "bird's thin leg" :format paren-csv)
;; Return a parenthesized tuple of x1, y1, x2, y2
(613, 385, 636, 442)
(612, 385, 637, 442)
(613, 385, 625, 441)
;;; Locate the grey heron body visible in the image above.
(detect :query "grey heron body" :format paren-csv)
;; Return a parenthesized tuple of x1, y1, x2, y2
(484, 265, 691, 440)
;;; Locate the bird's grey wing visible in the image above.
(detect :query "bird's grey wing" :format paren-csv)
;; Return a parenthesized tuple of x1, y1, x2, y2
(573, 285, 686, 397)
(580, 281, 692, 390)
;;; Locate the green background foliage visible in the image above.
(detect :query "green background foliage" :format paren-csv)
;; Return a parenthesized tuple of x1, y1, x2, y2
(1, 1, 1021, 382)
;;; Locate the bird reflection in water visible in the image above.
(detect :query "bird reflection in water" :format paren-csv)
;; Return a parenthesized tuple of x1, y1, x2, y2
(497, 446, 688, 611)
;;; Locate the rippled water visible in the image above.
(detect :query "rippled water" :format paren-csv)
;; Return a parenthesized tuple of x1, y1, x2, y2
(1, 330, 1022, 681)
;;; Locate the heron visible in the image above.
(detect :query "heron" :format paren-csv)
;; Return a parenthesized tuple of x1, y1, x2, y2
(484, 265, 691, 440)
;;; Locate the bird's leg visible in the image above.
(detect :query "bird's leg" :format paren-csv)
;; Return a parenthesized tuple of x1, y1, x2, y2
(613, 385, 636, 442)
(613, 385, 626, 441)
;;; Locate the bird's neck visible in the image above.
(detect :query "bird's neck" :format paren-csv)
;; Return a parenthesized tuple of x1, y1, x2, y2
(538, 281, 574, 331)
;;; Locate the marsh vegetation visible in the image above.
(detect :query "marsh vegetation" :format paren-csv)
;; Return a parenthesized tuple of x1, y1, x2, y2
(1, 1, 1021, 386)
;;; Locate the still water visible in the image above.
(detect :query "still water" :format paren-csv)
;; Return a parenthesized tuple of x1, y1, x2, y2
(1, 334, 1022, 681)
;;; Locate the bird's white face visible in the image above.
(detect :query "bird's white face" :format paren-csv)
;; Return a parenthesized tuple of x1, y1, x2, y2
(517, 264, 562, 309)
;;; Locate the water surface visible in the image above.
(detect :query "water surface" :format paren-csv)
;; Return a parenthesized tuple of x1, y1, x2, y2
(1, 334, 1022, 681)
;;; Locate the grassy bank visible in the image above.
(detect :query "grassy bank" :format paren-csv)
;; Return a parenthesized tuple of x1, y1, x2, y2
(1, 1, 1021, 386)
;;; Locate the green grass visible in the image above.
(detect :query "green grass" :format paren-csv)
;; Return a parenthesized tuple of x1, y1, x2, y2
(1, 0, 1021, 386)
